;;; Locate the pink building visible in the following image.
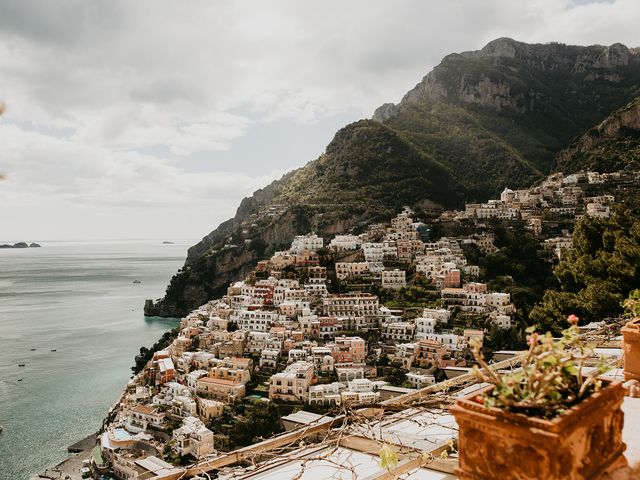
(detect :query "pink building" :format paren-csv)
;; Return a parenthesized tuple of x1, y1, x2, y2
(330, 336, 366, 364)
(443, 269, 461, 288)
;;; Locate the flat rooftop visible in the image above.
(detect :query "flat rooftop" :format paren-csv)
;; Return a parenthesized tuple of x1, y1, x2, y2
(151, 336, 639, 480)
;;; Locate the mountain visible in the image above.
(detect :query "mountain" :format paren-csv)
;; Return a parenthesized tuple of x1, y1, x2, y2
(375, 38, 640, 198)
(146, 121, 465, 316)
(555, 95, 640, 173)
(145, 38, 640, 317)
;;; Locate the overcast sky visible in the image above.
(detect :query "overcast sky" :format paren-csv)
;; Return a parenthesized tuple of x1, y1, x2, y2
(0, 0, 638, 241)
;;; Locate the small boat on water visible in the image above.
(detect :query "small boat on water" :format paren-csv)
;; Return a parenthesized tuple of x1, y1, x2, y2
(0, 425, 3, 432)
(17, 379, 23, 382)
(51, 349, 57, 352)
(18, 364, 25, 367)
(133, 279, 142, 284)
(30, 348, 36, 351)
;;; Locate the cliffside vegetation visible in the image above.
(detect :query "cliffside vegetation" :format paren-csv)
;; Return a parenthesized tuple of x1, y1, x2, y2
(555, 96, 640, 173)
(530, 207, 640, 333)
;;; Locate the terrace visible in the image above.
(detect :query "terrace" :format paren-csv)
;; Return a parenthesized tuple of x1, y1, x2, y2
(142, 321, 639, 480)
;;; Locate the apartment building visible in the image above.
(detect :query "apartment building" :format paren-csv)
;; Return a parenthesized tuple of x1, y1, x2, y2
(381, 269, 407, 290)
(382, 322, 415, 342)
(290, 234, 324, 254)
(335, 262, 370, 280)
(269, 361, 315, 402)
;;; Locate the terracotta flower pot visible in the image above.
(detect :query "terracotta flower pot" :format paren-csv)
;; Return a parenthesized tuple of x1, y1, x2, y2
(450, 382, 626, 480)
(622, 318, 640, 381)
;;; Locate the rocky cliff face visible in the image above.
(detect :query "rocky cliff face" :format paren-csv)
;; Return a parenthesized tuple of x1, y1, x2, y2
(555, 96, 640, 173)
(147, 38, 640, 318)
(374, 38, 640, 122)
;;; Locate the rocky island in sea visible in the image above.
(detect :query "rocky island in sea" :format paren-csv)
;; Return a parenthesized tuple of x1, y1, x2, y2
(0, 242, 41, 248)
(39, 38, 640, 479)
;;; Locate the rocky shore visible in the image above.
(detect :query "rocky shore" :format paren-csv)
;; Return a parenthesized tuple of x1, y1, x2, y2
(31, 434, 95, 480)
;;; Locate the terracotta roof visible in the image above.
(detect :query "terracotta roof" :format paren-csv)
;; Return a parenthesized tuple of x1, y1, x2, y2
(131, 404, 154, 415)
(231, 357, 251, 365)
(197, 377, 241, 386)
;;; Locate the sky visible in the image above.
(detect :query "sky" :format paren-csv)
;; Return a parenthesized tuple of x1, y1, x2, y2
(0, 0, 638, 241)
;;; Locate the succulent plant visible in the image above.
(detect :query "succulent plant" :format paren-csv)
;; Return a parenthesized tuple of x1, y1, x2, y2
(470, 315, 611, 418)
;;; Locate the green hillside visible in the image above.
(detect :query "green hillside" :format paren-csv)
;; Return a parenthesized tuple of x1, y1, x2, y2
(146, 38, 640, 317)
(555, 96, 640, 173)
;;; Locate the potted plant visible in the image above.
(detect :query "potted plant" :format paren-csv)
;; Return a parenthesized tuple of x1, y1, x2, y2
(622, 290, 640, 382)
(450, 315, 626, 480)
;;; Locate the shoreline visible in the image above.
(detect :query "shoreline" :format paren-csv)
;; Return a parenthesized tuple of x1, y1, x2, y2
(35, 385, 129, 479)
(31, 435, 95, 480)
(67, 433, 97, 454)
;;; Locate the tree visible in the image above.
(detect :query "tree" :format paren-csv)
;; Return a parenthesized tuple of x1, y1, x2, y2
(530, 207, 640, 332)
(384, 361, 408, 386)
(132, 327, 179, 373)
(228, 401, 283, 447)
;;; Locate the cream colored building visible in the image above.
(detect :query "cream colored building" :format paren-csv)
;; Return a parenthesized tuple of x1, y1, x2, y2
(269, 361, 314, 402)
(381, 269, 406, 289)
(196, 377, 246, 404)
(197, 398, 225, 421)
(335, 262, 370, 280)
(172, 416, 215, 459)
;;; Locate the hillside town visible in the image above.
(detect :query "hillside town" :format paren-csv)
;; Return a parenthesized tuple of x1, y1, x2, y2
(87, 169, 639, 478)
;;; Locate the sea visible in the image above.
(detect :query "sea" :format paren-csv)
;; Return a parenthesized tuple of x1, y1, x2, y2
(0, 240, 193, 480)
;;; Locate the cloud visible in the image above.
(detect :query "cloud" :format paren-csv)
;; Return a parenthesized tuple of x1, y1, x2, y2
(2, 1, 639, 130)
(0, 122, 287, 240)
(0, 123, 286, 206)
(71, 108, 251, 156)
(0, 0, 638, 239)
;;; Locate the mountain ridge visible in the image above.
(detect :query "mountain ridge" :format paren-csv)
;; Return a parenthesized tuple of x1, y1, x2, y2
(145, 38, 640, 318)
(555, 95, 640, 173)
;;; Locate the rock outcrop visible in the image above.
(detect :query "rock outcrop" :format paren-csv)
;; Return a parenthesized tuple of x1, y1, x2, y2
(374, 38, 640, 123)
(555, 96, 640, 173)
(0, 242, 41, 249)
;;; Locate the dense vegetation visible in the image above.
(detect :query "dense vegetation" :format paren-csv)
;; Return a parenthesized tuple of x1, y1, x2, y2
(132, 326, 180, 374)
(530, 207, 640, 333)
(199, 400, 285, 451)
(555, 96, 640, 173)
(472, 223, 556, 315)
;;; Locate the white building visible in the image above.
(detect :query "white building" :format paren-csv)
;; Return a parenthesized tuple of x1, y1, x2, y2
(381, 269, 407, 290)
(341, 379, 379, 405)
(336, 366, 365, 383)
(172, 395, 198, 418)
(124, 404, 165, 433)
(260, 348, 280, 369)
(422, 308, 450, 323)
(172, 416, 215, 459)
(362, 242, 385, 262)
(406, 372, 436, 389)
(382, 322, 416, 342)
(308, 383, 342, 406)
(490, 313, 513, 329)
(186, 370, 209, 392)
(322, 294, 380, 320)
(586, 202, 611, 218)
(311, 347, 335, 373)
(269, 361, 315, 402)
(290, 234, 324, 254)
(231, 310, 283, 332)
(421, 333, 460, 349)
(415, 317, 437, 338)
(329, 235, 362, 251)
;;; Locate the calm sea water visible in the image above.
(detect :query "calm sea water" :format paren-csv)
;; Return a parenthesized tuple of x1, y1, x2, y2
(0, 240, 192, 480)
